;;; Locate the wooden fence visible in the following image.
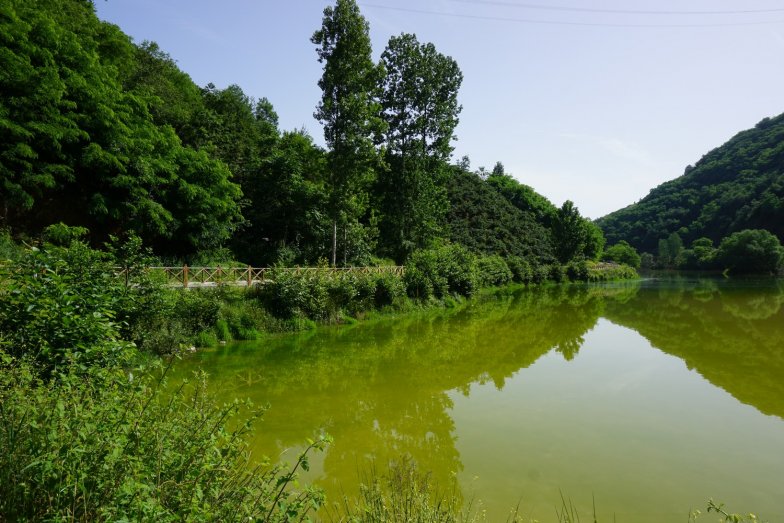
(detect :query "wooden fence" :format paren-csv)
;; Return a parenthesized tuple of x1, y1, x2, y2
(140, 265, 406, 288)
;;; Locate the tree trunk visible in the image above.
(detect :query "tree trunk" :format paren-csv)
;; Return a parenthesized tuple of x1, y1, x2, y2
(343, 226, 347, 267)
(331, 220, 337, 267)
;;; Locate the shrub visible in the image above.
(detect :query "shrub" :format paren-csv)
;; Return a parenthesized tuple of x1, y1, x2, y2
(406, 249, 449, 298)
(325, 273, 359, 312)
(193, 329, 218, 347)
(531, 263, 550, 284)
(476, 255, 513, 287)
(336, 459, 468, 523)
(374, 272, 406, 307)
(0, 242, 134, 370)
(506, 256, 533, 284)
(352, 273, 378, 313)
(174, 290, 222, 336)
(405, 244, 478, 299)
(602, 240, 641, 269)
(680, 237, 718, 270)
(586, 261, 638, 281)
(715, 229, 784, 274)
(566, 260, 590, 281)
(0, 355, 327, 522)
(41, 222, 89, 246)
(548, 263, 567, 283)
(0, 229, 20, 262)
(259, 270, 329, 319)
(403, 266, 434, 300)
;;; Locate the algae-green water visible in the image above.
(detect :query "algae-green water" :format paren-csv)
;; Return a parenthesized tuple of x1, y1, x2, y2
(171, 277, 784, 521)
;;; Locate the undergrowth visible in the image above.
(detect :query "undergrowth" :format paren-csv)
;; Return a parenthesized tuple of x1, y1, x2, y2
(0, 354, 329, 522)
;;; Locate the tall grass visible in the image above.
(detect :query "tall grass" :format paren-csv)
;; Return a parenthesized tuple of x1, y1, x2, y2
(0, 354, 328, 522)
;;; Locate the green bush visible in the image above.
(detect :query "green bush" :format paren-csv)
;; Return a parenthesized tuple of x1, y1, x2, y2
(193, 329, 218, 347)
(531, 263, 550, 284)
(0, 242, 134, 370)
(0, 229, 20, 262)
(405, 244, 478, 299)
(476, 255, 513, 287)
(259, 271, 329, 319)
(374, 272, 406, 307)
(586, 262, 638, 281)
(548, 263, 567, 283)
(506, 256, 533, 284)
(0, 355, 327, 522)
(326, 274, 359, 312)
(337, 459, 470, 523)
(405, 249, 449, 298)
(403, 266, 434, 300)
(680, 237, 718, 270)
(602, 240, 642, 269)
(41, 222, 89, 246)
(715, 229, 784, 274)
(174, 290, 222, 336)
(353, 273, 378, 313)
(215, 319, 232, 341)
(566, 260, 590, 281)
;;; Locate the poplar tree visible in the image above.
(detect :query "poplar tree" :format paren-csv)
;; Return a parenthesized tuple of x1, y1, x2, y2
(312, 0, 384, 266)
(377, 33, 463, 261)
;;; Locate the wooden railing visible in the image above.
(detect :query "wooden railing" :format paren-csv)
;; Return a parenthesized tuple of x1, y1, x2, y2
(141, 265, 405, 288)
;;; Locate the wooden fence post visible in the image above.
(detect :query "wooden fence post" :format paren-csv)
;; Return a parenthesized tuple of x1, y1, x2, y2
(183, 264, 189, 288)
(247, 265, 252, 287)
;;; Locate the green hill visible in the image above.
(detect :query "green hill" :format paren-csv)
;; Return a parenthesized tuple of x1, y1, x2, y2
(597, 113, 784, 253)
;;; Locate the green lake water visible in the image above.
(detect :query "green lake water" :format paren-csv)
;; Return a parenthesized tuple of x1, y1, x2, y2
(171, 277, 784, 521)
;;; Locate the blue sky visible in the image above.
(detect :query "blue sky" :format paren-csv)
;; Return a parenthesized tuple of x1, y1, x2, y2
(94, 0, 784, 218)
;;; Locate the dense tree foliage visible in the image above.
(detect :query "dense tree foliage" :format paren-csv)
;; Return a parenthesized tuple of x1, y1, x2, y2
(597, 113, 784, 253)
(0, 0, 242, 254)
(312, 0, 385, 266)
(552, 200, 604, 263)
(486, 165, 558, 228)
(715, 229, 783, 275)
(446, 166, 556, 263)
(0, 0, 611, 272)
(602, 240, 641, 269)
(376, 33, 462, 262)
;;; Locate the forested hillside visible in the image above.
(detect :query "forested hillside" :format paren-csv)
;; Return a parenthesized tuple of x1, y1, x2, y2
(1, 0, 601, 269)
(597, 113, 784, 253)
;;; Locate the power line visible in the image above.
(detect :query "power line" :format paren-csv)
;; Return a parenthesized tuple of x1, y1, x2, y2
(445, 0, 784, 16)
(359, 3, 784, 27)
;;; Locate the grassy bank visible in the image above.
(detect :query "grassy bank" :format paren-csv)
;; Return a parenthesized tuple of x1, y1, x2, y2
(149, 248, 639, 351)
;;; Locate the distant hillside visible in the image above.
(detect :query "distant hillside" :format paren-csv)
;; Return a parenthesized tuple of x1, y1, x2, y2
(446, 168, 557, 264)
(597, 114, 784, 252)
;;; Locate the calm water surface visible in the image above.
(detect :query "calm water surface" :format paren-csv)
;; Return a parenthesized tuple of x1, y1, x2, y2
(171, 277, 784, 521)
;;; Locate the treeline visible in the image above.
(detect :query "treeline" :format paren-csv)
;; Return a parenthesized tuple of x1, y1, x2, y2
(647, 229, 783, 274)
(597, 113, 784, 259)
(1, 0, 607, 271)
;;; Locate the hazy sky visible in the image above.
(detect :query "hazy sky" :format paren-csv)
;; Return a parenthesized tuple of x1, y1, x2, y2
(94, 0, 784, 218)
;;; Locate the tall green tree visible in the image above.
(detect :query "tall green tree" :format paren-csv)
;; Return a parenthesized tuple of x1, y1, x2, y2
(552, 201, 603, 263)
(312, 0, 385, 266)
(234, 130, 330, 266)
(0, 0, 242, 254)
(377, 33, 463, 261)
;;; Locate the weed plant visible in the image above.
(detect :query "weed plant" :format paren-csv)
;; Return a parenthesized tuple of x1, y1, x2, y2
(0, 354, 328, 522)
